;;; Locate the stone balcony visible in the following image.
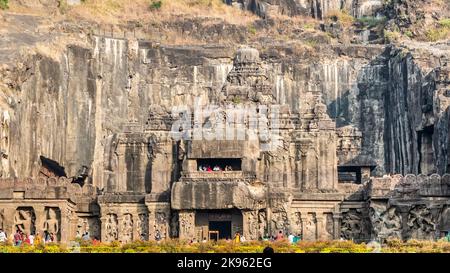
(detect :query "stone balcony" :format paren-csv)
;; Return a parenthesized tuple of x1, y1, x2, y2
(180, 171, 256, 182)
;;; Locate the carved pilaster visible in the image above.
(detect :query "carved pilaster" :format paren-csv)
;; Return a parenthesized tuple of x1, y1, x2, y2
(178, 210, 195, 240)
(333, 214, 342, 240)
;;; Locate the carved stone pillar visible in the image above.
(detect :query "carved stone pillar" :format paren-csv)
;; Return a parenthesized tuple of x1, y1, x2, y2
(242, 210, 258, 240)
(316, 216, 324, 240)
(178, 210, 195, 240)
(60, 206, 69, 243)
(333, 213, 342, 240)
(148, 211, 155, 240)
(34, 205, 46, 238)
(116, 215, 123, 243)
(300, 216, 308, 240)
(100, 215, 107, 242)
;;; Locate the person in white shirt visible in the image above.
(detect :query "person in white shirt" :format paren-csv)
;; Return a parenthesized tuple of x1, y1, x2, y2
(28, 234, 35, 245)
(0, 229, 6, 243)
(288, 233, 295, 244)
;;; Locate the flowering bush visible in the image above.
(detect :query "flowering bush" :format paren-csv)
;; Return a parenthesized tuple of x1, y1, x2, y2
(1, 239, 450, 253)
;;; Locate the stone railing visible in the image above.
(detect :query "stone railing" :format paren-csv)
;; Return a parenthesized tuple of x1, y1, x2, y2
(0, 177, 97, 200)
(368, 173, 450, 199)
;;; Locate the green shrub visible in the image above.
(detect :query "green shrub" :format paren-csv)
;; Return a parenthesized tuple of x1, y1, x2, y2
(149, 0, 163, 10)
(384, 30, 400, 43)
(357, 16, 387, 28)
(0, 0, 8, 10)
(326, 10, 355, 27)
(439, 18, 450, 28)
(248, 25, 257, 35)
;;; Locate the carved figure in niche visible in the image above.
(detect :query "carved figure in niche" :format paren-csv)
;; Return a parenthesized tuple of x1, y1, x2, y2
(380, 207, 402, 239)
(258, 210, 267, 238)
(170, 213, 179, 238)
(179, 212, 194, 238)
(105, 214, 118, 242)
(137, 213, 149, 240)
(245, 211, 259, 240)
(43, 208, 60, 239)
(325, 213, 334, 239)
(289, 210, 302, 236)
(341, 210, 362, 240)
(122, 214, 133, 243)
(304, 213, 317, 241)
(271, 211, 288, 234)
(407, 205, 435, 240)
(14, 208, 35, 235)
(155, 212, 167, 238)
(77, 218, 88, 238)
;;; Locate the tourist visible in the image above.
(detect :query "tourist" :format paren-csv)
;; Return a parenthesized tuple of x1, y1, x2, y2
(28, 233, 35, 246)
(155, 229, 161, 241)
(293, 234, 301, 243)
(34, 232, 42, 246)
(0, 229, 6, 243)
(202, 237, 207, 243)
(14, 230, 22, 246)
(275, 230, 284, 241)
(50, 233, 55, 243)
(92, 237, 101, 246)
(44, 231, 51, 243)
(288, 233, 295, 244)
(234, 232, 241, 243)
(207, 166, 212, 172)
(82, 232, 90, 241)
(198, 165, 203, 171)
(23, 234, 30, 245)
(240, 235, 246, 242)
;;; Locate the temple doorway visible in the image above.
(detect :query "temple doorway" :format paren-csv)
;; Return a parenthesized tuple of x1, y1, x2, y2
(194, 209, 243, 241)
(209, 221, 231, 240)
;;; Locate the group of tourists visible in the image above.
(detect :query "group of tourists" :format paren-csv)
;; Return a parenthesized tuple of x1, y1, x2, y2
(261, 230, 302, 244)
(198, 165, 233, 172)
(0, 228, 56, 246)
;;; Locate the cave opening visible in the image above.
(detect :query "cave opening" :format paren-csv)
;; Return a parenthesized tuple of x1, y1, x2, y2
(418, 125, 435, 174)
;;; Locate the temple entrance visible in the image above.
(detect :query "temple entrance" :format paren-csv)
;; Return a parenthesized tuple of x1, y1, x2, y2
(194, 209, 243, 241)
(209, 221, 231, 240)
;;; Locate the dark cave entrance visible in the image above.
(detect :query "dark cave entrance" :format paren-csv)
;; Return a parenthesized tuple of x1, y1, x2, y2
(208, 221, 232, 240)
(418, 125, 435, 174)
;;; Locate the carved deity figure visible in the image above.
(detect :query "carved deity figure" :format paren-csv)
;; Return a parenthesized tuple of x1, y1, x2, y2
(155, 212, 167, 239)
(179, 212, 194, 239)
(105, 214, 118, 242)
(137, 213, 149, 240)
(121, 214, 134, 243)
(407, 205, 435, 240)
(14, 208, 35, 235)
(288, 210, 302, 236)
(325, 213, 334, 239)
(258, 210, 267, 238)
(380, 207, 402, 239)
(170, 213, 179, 238)
(304, 213, 317, 241)
(341, 210, 362, 240)
(43, 208, 60, 238)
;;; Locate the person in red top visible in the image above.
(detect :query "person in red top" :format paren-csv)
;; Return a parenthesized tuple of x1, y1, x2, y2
(275, 230, 284, 241)
(13, 230, 22, 246)
(207, 166, 212, 172)
(24, 234, 30, 245)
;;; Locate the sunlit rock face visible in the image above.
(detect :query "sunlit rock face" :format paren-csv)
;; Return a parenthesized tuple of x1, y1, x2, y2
(0, 28, 449, 243)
